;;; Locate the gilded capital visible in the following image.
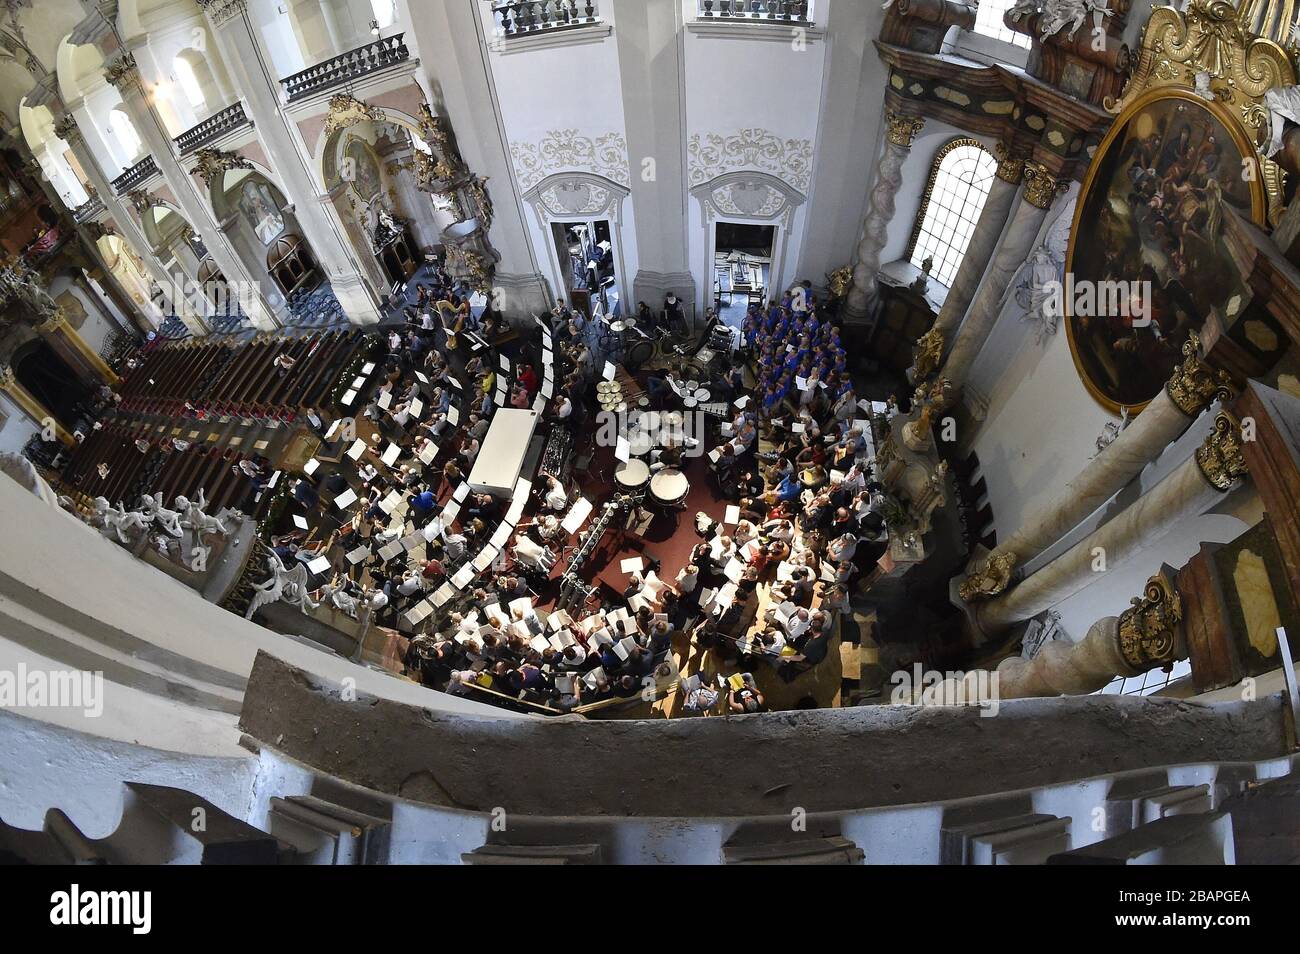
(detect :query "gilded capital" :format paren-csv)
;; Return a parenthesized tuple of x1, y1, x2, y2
(191, 147, 253, 185)
(1165, 329, 1235, 416)
(1195, 410, 1248, 491)
(196, 0, 249, 25)
(994, 141, 1025, 183)
(958, 551, 1016, 602)
(1021, 160, 1065, 209)
(35, 308, 68, 334)
(1117, 571, 1182, 672)
(0, 365, 14, 389)
(885, 111, 925, 148)
(104, 54, 141, 93)
(53, 114, 82, 145)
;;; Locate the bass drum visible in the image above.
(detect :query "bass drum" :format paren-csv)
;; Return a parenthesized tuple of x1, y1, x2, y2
(624, 338, 655, 370)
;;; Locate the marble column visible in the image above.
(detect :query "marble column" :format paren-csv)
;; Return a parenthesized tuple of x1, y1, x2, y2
(198, 0, 384, 326)
(106, 54, 284, 332)
(36, 311, 119, 387)
(959, 333, 1233, 597)
(0, 366, 74, 446)
(59, 118, 208, 335)
(972, 411, 1248, 637)
(994, 569, 1183, 699)
(939, 161, 1065, 390)
(927, 146, 1024, 345)
(842, 111, 925, 322)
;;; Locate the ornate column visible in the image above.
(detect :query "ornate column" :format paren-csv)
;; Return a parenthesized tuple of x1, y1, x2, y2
(913, 144, 1024, 379)
(105, 53, 284, 332)
(993, 569, 1183, 699)
(198, 0, 384, 326)
(0, 366, 74, 447)
(969, 411, 1249, 637)
(841, 110, 925, 323)
(35, 310, 120, 387)
(56, 116, 208, 335)
(958, 332, 1234, 597)
(938, 160, 1066, 391)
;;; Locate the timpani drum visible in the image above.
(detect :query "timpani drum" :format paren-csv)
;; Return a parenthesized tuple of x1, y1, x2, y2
(649, 468, 690, 508)
(628, 432, 655, 458)
(615, 458, 651, 494)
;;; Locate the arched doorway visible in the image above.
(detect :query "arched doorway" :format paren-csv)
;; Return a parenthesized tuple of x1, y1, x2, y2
(12, 339, 94, 431)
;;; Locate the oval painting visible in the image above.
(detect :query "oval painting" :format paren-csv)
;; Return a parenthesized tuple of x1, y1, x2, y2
(1064, 88, 1265, 413)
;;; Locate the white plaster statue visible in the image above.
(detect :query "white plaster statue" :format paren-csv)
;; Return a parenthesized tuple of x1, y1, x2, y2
(139, 493, 184, 538)
(245, 551, 319, 620)
(1010, 0, 1112, 41)
(93, 496, 150, 544)
(1263, 85, 1300, 157)
(317, 577, 361, 619)
(175, 488, 228, 545)
(1009, 196, 1074, 345)
(1092, 406, 1131, 457)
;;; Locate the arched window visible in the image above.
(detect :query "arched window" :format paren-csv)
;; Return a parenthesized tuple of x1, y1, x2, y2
(369, 0, 395, 30)
(972, 0, 1032, 49)
(109, 107, 143, 162)
(173, 53, 207, 111)
(907, 138, 998, 288)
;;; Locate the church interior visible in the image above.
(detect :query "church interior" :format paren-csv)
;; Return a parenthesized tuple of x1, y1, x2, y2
(0, 0, 1299, 872)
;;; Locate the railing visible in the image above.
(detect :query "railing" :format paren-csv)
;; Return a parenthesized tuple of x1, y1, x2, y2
(490, 1, 600, 37)
(110, 155, 159, 195)
(174, 102, 252, 156)
(280, 33, 410, 103)
(72, 193, 105, 224)
(697, 0, 812, 21)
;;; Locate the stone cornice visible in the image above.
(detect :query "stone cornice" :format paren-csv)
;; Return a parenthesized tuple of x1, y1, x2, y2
(876, 41, 1113, 181)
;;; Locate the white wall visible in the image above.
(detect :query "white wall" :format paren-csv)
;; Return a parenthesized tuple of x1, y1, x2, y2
(483, 4, 637, 309)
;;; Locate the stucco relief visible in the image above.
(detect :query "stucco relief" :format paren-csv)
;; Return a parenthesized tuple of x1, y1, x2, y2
(712, 180, 786, 218)
(538, 180, 613, 217)
(687, 128, 814, 192)
(510, 130, 630, 192)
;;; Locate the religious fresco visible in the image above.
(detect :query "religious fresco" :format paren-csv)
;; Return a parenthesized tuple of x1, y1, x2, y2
(238, 180, 285, 246)
(1065, 89, 1264, 413)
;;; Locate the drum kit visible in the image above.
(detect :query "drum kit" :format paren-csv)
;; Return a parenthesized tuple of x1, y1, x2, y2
(597, 380, 627, 414)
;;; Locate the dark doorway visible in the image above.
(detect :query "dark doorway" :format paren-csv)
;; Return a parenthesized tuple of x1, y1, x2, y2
(713, 223, 775, 327)
(13, 339, 93, 430)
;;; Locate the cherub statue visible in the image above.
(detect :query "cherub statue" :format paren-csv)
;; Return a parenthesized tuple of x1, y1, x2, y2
(139, 493, 184, 538)
(1038, 0, 1112, 41)
(245, 551, 318, 620)
(317, 576, 361, 619)
(175, 488, 228, 545)
(93, 496, 149, 544)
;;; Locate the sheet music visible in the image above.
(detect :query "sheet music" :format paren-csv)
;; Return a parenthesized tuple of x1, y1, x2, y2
(334, 489, 358, 510)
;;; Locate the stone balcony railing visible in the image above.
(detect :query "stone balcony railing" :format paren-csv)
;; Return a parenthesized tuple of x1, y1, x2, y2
(490, 1, 601, 37)
(72, 192, 106, 224)
(280, 33, 410, 103)
(110, 155, 160, 195)
(174, 102, 253, 156)
(697, 0, 812, 21)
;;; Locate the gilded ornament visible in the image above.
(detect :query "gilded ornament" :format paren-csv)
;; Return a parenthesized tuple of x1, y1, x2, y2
(958, 551, 1017, 602)
(1195, 409, 1248, 491)
(1164, 329, 1235, 415)
(884, 111, 925, 148)
(1116, 571, 1182, 671)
